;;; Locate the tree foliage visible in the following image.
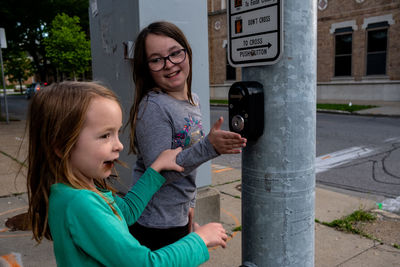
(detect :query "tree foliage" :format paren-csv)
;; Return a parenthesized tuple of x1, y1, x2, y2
(4, 49, 35, 91)
(0, 0, 89, 81)
(45, 13, 91, 79)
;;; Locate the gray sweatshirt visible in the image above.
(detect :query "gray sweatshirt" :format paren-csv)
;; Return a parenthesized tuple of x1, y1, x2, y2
(132, 91, 219, 228)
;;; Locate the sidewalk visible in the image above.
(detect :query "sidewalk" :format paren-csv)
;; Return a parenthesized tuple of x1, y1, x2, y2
(1, 102, 400, 266)
(316, 100, 400, 117)
(205, 167, 400, 267)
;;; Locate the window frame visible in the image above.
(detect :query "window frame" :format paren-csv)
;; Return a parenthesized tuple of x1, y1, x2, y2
(333, 27, 353, 77)
(365, 22, 389, 76)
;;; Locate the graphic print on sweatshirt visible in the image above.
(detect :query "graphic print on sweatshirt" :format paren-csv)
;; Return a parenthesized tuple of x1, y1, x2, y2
(173, 115, 204, 148)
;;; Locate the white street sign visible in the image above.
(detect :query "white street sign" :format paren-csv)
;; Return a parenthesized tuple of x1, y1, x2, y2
(0, 28, 7, 49)
(227, 0, 283, 67)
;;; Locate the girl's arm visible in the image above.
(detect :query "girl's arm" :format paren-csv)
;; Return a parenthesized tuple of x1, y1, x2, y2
(67, 164, 227, 267)
(116, 148, 183, 224)
(67, 190, 210, 267)
(135, 101, 245, 181)
(150, 147, 184, 173)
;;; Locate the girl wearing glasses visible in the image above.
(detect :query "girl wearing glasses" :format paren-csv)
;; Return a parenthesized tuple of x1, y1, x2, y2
(128, 21, 247, 250)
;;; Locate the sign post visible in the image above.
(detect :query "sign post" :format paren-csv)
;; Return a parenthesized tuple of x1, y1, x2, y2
(231, 0, 317, 266)
(227, 0, 283, 67)
(0, 28, 9, 123)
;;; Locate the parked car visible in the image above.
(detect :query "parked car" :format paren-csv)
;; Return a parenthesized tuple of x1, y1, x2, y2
(26, 82, 47, 99)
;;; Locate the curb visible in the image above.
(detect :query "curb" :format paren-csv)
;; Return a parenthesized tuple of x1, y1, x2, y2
(371, 209, 400, 221)
(210, 103, 400, 118)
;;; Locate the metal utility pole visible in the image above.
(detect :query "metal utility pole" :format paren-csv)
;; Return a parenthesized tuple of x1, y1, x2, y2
(0, 28, 9, 123)
(237, 1, 316, 266)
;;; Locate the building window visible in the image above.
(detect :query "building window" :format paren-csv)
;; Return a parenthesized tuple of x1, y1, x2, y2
(334, 27, 352, 77)
(226, 50, 236, 80)
(366, 22, 388, 75)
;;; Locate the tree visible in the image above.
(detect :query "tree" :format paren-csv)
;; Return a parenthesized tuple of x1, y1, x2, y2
(45, 13, 91, 80)
(4, 49, 35, 93)
(0, 0, 89, 81)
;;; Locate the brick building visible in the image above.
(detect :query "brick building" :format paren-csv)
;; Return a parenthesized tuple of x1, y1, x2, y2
(208, 0, 241, 99)
(208, 0, 400, 102)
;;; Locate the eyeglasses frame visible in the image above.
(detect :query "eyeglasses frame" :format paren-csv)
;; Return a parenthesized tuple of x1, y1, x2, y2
(147, 48, 187, 72)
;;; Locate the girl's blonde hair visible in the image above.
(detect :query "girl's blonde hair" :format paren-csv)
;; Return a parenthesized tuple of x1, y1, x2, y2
(128, 21, 194, 154)
(27, 81, 121, 243)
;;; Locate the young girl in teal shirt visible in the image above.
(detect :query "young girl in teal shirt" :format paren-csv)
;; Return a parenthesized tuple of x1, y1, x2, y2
(27, 81, 227, 266)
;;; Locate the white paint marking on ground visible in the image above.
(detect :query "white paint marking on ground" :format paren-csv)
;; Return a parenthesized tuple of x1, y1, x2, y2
(384, 137, 400, 143)
(214, 137, 398, 175)
(316, 146, 374, 174)
(213, 137, 400, 212)
(316, 138, 400, 214)
(316, 136, 400, 174)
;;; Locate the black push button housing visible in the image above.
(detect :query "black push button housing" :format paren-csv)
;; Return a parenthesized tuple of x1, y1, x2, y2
(228, 81, 264, 140)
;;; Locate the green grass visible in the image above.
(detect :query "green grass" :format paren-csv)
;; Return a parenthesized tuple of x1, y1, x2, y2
(0, 115, 20, 122)
(236, 211, 400, 249)
(1, 85, 15, 89)
(232, 225, 242, 232)
(320, 210, 378, 240)
(9, 92, 26, 96)
(235, 211, 375, 234)
(210, 100, 376, 113)
(210, 99, 228, 105)
(317, 103, 377, 113)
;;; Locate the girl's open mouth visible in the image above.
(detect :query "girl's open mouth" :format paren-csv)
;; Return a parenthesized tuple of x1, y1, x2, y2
(104, 160, 114, 168)
(166, 70, 180, 78)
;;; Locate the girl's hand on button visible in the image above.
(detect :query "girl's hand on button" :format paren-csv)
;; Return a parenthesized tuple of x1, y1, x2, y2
(208, 117, 247, 154)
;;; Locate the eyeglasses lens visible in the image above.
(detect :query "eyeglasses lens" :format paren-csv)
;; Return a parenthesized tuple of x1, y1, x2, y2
(148, 49, 186, 72)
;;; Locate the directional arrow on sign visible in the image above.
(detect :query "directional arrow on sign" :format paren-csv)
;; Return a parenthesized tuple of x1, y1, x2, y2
(227, 0, 283, 67)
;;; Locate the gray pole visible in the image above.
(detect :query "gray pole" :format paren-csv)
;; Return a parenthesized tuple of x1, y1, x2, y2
(0, 47, 9, 124)
(241, 0, 316, 266)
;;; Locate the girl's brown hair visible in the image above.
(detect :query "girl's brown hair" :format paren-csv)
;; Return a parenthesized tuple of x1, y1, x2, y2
(128, 21, 194, 154)
(27, 81, 121, 243)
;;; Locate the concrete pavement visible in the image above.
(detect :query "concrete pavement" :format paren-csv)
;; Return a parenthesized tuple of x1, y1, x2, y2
(1, 102, 400, 266)
(204, 166, 400, 267)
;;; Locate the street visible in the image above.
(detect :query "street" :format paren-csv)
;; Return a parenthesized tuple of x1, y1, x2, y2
(2, 96, 400, 199)
(211, 105, 400, 200)
(0, 94, 28, 121)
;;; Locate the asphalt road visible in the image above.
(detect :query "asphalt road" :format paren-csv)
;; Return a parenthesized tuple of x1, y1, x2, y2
(3, 97, 399, 198)
(211, 105, 400, 199)
(0, 94, 28, 121)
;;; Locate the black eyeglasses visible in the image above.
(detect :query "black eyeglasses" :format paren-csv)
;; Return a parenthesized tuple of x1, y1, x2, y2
(147, 49, 186, 72)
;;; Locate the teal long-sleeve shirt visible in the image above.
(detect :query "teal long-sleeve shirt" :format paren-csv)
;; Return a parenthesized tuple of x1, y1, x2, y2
(48, 167, 209, 267)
